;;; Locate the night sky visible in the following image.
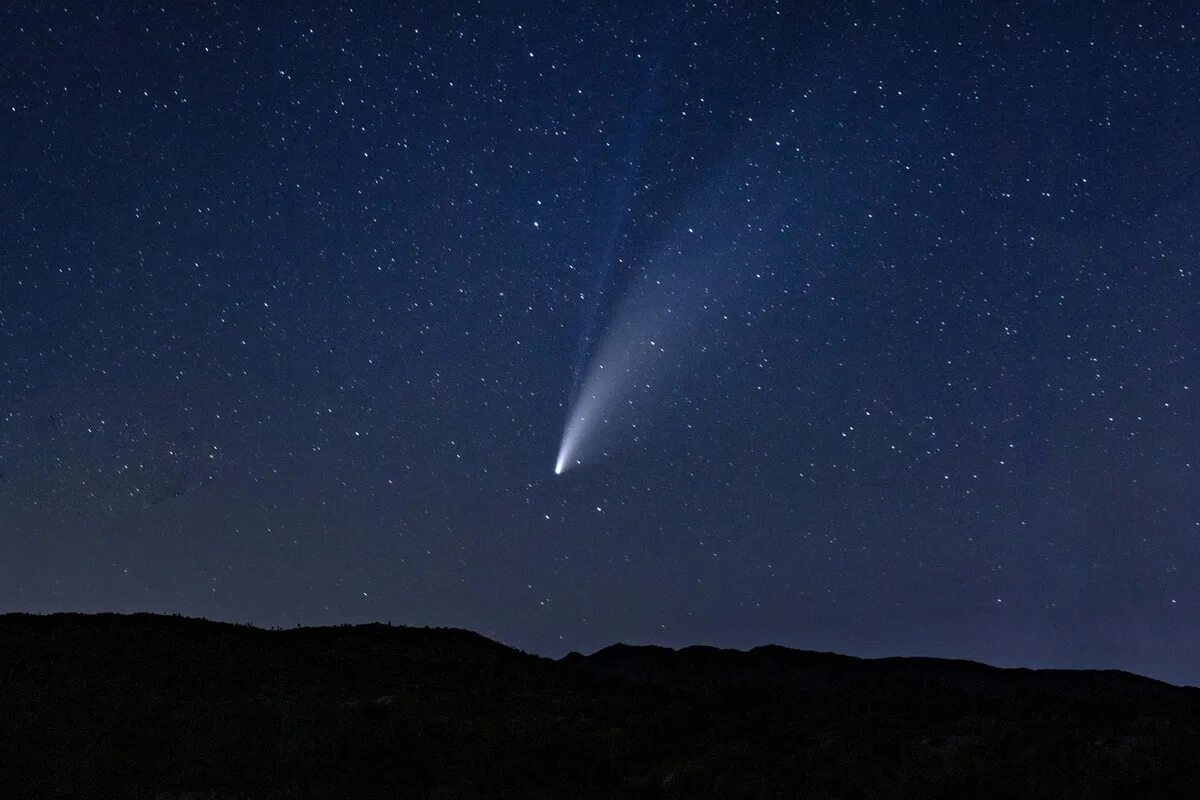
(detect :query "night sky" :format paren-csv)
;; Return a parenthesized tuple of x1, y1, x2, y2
(3, 2, 1199, 686)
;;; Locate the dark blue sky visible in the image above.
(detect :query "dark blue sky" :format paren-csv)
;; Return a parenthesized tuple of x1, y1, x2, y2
(2, 1, 1199, 685)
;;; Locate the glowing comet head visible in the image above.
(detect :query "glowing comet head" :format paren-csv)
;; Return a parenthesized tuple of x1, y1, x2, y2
(553, 412, 586, 475)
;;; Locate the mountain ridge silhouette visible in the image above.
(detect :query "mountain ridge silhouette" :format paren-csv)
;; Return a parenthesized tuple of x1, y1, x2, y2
(2, 612, 1197, 798)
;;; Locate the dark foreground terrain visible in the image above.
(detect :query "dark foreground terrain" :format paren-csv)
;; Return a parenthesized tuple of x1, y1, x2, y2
(1, 614, 1198, 798)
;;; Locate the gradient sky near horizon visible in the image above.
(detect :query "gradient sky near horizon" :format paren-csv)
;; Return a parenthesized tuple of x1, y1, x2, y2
(3, 1, 1200, 685)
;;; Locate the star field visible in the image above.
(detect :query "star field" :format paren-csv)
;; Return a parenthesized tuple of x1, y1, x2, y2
(2, 1, 1199, 685)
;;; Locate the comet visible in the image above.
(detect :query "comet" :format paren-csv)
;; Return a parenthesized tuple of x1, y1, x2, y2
(554, 112, 803, 475)
(553, 252, 711, 475)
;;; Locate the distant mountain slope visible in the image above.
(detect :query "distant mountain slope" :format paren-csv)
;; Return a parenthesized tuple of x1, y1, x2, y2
(564, 641, 1189, 699)
(1, 613, 1198, 799)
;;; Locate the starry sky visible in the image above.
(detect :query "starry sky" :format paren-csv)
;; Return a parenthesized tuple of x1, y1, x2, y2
(3, 1, 1199, 685)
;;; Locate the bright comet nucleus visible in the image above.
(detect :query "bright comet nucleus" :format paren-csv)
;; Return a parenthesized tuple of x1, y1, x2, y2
(554, 408, 590, 475)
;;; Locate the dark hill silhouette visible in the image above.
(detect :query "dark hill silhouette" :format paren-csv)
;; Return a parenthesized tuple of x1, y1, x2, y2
(1, 613, 1198, 799)
(565, 642, 1188, 700)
